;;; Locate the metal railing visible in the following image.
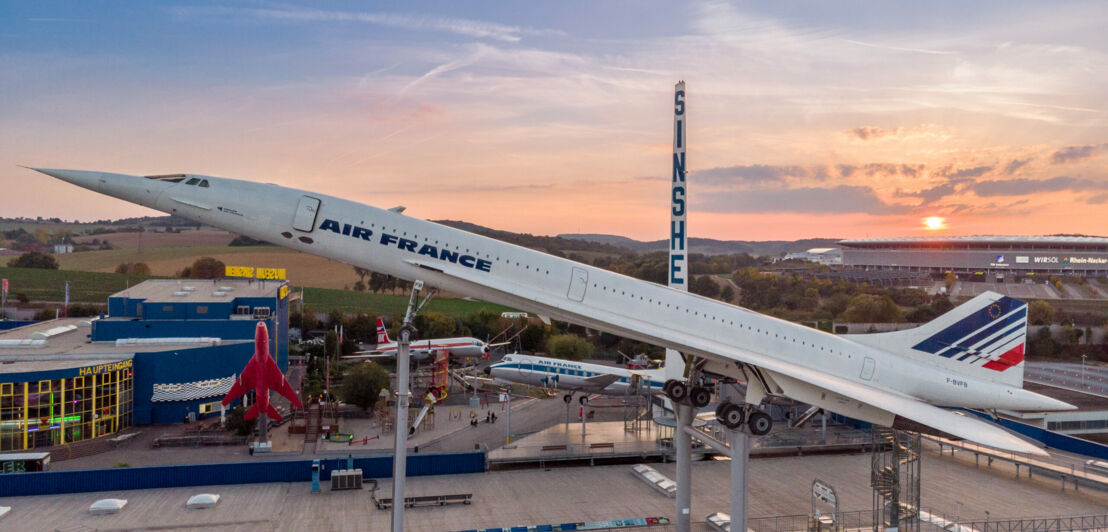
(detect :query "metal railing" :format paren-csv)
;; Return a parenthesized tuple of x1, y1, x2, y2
(959, 514, 1108, 532)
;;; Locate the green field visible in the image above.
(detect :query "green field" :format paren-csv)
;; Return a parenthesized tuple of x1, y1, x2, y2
(0, 266, 514, 317)
(0, 266, 153, 303)
(56, 246, 271, 271)
(299, 287, 516, 316)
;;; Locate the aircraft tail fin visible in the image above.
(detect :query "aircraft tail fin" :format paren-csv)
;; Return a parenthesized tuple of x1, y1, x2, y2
(266, 404, 282, 421)
(844, 291, 1027, 387)
(376, 317, 390, 345)
(244, 402, 260, 420)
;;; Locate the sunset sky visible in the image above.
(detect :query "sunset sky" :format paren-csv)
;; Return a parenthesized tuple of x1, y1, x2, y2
(2, 1, 1106, 241)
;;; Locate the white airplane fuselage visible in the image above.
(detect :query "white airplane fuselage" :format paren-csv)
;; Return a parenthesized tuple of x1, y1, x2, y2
(34, 169, 1073, 453)
(487, 353, 666, 396)
(376, 338, 488, 359)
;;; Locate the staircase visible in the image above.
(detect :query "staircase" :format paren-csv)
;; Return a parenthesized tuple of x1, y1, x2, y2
(305, 403, 321, 442)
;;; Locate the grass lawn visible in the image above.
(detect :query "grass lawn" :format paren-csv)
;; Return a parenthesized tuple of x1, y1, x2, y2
(299, 287, 516, 316)
(0, 266, 515, 317)
(0, 266, 152, 303)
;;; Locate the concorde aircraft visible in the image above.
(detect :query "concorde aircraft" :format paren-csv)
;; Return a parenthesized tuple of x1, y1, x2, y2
(31, 168, 1074, 455)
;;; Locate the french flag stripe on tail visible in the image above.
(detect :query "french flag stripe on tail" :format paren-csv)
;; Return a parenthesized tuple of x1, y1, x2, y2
(912, 296, 1027, 372)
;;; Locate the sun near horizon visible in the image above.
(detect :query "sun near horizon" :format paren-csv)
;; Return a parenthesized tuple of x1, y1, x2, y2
(923, 217, 946, 231)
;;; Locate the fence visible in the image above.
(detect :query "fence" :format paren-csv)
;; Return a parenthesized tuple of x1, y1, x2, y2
(0, 451, 486, 497)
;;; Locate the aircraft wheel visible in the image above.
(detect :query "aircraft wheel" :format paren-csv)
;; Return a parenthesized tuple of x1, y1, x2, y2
(662, 380, 676, 396)
(747, 411, 772, 436)
(666, 381, 689, 404)
(715, 403, 744, 430)
(408, 426, 416, 436)
(690, 386, 712, 408)
(563, 394, 573, 404)
(579, 395, 589, 405)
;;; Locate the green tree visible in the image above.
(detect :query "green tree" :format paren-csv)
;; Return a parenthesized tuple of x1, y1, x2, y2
(420, 311, 457, 339)
(690, 275, 720, 298)
(178, 256, 225, 279)
(546, 333, 594, 361)
(224, 405, 254, 436)
(115, 262, 151, 276)
(840, 294, 903, 323)
(1028, 300, 1055, 325)
(930, 295, 954, 315)
(302, 371, 324, 399)
(719, 285, 735, 303)
(7, 251, 58, 269)
(340, 362, 389, 413)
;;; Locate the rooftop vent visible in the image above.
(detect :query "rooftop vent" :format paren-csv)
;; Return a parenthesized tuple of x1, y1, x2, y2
(172, 291, 189, 297)
(218, 286, 234, 291)
(181, 286, 196, 292)
(211, 291, 227, 297)
(30, 325, 78, 339)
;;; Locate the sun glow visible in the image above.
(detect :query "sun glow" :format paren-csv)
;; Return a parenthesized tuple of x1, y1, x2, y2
(923, 217, 946, 230)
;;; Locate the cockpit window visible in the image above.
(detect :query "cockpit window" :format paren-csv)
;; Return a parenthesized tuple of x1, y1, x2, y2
(186, 178, 201, 185)
(199, 179, 210, 188)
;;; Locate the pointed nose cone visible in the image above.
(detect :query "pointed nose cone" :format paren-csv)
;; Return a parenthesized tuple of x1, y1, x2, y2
(483, 366, 491, 376)
(255, 322, 270, 358)
(27, 168, 104, 191)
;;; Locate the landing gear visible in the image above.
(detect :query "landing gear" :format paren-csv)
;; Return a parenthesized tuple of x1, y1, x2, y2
(579, 395, 589, 405)
(563, 393, 573, 404)
(689, 386, 712, 409)
(747, 411, 773, 436)
(715, 402, 745, 429)
(664, 379, 689, 404)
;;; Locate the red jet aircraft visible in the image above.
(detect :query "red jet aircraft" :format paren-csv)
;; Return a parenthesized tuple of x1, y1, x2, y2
(223, 322, 302, 420)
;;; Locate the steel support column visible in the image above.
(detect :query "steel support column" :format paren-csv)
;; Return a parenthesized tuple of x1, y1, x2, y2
(675, 403, 694, 532)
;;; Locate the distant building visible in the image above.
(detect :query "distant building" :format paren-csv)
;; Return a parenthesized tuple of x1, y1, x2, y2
(52, 243, 73, 254)
(839, 236, 1108, 282)
(782, 247, 842, 265)
(0, 278, 290, 451)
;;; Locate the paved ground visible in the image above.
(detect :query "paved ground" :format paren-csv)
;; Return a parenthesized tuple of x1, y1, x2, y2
(11, 439, 1108, 532)
(1026, 361, 1108, 398)
(49, 392, 633, 470)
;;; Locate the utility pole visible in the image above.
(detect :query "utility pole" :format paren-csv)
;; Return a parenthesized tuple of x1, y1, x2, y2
(391, 280, 435, 532)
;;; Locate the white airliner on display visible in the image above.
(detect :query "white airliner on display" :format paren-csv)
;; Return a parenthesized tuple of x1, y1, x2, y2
(344, 317, 505, 361)
(484, 353, 667, 402)
(31, 167, 1074, 455)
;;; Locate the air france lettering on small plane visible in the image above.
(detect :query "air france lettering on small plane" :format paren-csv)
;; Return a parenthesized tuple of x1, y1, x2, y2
(319, 218, 492, 272)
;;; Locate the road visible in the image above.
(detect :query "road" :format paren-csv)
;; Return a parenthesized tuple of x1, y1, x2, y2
(1026, 361, 1108, 396)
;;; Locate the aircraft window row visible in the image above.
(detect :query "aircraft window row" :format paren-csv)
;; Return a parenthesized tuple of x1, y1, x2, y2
(587, 276, 855, 361)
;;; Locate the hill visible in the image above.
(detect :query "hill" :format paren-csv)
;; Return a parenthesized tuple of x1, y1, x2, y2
(558, 234, 842, 256)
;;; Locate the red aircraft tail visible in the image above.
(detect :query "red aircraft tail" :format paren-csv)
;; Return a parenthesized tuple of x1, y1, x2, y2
(376, 317, 390, 345)
(244, 402, 283, 421)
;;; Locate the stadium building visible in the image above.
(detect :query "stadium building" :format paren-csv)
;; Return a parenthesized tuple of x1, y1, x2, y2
(0, 278, 289, 451)
(839, 236, 1108, 282)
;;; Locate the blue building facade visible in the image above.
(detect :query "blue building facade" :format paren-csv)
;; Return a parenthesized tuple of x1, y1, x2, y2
(0, 278, 292, 451)
(92, 279, 291, 424)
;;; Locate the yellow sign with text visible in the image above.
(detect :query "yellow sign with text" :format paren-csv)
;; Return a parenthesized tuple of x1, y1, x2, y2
(225, 266, 286, 281)
(79, 359, 133, 377)
(279, 285, 289, 300)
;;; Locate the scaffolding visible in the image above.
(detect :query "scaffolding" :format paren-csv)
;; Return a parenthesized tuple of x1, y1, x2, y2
(870, 428, 921, 532)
